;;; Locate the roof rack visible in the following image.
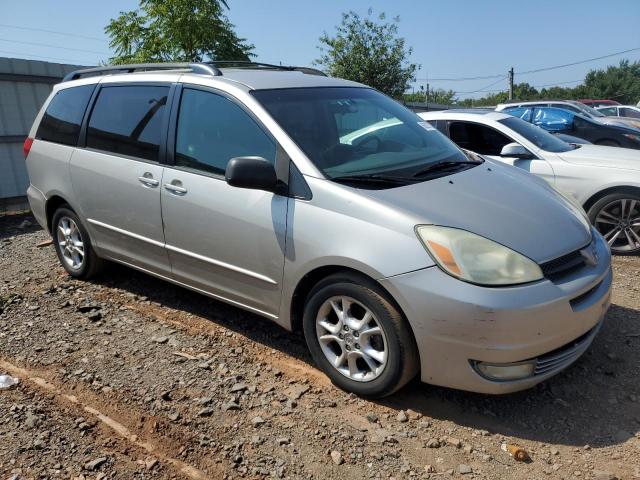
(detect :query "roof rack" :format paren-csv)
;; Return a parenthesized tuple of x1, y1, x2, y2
(206, 61, 327, 76)
(62, 61, 326, 82)
(62, 62, 222, 82)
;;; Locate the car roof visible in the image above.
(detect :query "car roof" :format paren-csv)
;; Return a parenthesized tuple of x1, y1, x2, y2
(497, 99, 579, 108)
(57, 63, 366, 91)
(418, 109, 512, 122)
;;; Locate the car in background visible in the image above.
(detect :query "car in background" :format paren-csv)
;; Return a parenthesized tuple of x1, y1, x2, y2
(496, 99, 640, 131)
(579, 99, 620, 108)
(419, 109, 640, 255)
(501, 105, 640, 149)
(597, 105, 640, 120)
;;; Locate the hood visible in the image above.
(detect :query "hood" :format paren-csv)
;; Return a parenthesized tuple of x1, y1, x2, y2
(557, 144, 640, 171)
(363, 160, 592, 263)
(598, 116, 640, 130)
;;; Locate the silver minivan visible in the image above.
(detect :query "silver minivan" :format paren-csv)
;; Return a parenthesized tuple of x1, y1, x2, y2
(24, 62, 612, 398)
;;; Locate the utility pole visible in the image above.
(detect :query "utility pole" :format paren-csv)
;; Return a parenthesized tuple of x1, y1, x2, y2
(508, 67, 514, 100)
(426, 83, 430, 105)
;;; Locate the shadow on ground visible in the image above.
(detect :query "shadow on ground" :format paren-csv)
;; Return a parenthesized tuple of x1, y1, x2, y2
(90, 260, 640, 450)
(0, 214, 41, 240)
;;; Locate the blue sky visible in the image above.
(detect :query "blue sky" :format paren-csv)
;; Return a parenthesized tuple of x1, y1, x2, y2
(1, 0, 639, 99)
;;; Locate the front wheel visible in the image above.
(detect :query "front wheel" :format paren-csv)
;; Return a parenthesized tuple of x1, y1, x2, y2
(588, 192, 640, 255)
(302, 273, 419, 398)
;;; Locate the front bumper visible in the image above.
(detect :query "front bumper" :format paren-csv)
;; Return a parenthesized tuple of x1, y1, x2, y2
(381, 232, 612, 394)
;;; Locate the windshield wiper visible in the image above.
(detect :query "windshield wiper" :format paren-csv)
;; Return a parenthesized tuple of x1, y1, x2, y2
(412, 160, 482, 178)
(331, 173, 417, 186)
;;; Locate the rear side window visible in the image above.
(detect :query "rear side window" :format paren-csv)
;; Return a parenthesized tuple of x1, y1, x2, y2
(175, 88, 276, 176)
(36, 84, 94, 146)
(87, 85, 169, 162)
(621, 108, 640, 119)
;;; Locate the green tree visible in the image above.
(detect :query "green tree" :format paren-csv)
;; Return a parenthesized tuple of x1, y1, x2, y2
(403, 88, 457, 105)
(105, 0, 254, 65)
(316, 10, 418, 98)
(583, 60, 640, 104)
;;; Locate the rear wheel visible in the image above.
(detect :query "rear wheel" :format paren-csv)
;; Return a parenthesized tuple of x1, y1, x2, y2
(302, 272, 419, 398)
(588, 192, 640, 255)
(52, 207, 105, 278)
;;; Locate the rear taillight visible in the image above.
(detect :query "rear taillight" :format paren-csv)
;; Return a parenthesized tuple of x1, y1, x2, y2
(23, 137, 34, 159)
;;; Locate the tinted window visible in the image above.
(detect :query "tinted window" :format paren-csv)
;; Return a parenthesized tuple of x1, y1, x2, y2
(549, 103, 581, 114)
(502, 107, 533, 122)
(498, 117, 573, 153)
(87, 85, 169, 161)
(621, 108, 640, 119)
(448, 121, 512, 155)
(252, 87, 466, 179)
(175, 89, 276, 176)
(598, 107, 618, 116)
(36, 85, 94, 146)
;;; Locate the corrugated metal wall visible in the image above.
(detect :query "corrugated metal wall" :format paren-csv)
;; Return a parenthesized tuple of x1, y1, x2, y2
(0, 57, 87, 210)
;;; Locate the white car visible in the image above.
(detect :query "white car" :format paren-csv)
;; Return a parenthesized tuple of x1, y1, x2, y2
(597, 104, 640, 120)
(419, 110, 640, 254)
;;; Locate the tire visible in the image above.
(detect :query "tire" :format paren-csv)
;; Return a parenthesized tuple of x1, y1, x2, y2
(302, 272, 419, 398)
(595, 139, 620, 147)
(52, 206, 105, 278)
(588, 191, 640, 255)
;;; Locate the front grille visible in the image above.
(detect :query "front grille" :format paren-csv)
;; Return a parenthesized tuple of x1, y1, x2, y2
(540, 245, 588, 281)
(534, 323, 601, 376)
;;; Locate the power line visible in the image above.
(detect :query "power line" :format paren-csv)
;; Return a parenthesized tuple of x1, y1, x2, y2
(457, 76, 507, 94)
(0, 38, 110, 56)
(415, 46, 640, 82)
(416, 73, 504, 82)
(0, 23, 106, 42)
(0, 49, 94, 65)
(516, 47, 640, 75)
(458, 80, 587, 98)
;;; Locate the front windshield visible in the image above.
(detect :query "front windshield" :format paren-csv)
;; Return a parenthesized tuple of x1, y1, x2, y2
(569, 101, 604, 118)
(499, 116, 573, 153)
(251, 87, 468, 179)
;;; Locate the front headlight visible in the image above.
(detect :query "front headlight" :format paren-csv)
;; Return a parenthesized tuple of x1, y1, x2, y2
(416, 225, 543, 286)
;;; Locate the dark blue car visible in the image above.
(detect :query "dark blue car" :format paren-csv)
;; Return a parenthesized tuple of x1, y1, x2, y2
(501, 106, 640, 149)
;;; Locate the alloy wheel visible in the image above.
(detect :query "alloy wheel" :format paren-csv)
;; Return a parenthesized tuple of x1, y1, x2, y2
(595, 199, 640, 253)
(315, 295, 388, 382)
(56, 216, 85, 270)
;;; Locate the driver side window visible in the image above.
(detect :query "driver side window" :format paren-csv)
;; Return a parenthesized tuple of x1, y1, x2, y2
(175, 88, 276, 176)
(448, 121, 513, 156)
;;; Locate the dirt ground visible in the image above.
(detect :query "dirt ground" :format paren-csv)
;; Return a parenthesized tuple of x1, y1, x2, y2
(1, 214, 639, 480)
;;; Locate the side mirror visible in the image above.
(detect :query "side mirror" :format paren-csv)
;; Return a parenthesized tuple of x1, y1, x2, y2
(500, 142, 534, 159)
(225, 156, 277, 192)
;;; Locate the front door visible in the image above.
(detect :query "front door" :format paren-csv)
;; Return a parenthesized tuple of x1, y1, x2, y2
(447, 120, 555, 185)
(70, 84, 171, 274)
(161, 86, 287, 318)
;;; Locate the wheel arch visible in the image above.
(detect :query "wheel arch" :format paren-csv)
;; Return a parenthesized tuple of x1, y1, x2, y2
(289, 265, 414, 339)
(45, 195, 72, 233)
(583, 185, 640, 213)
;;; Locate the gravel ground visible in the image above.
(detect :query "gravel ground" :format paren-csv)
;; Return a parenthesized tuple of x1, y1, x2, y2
(1, 214, 639, 480)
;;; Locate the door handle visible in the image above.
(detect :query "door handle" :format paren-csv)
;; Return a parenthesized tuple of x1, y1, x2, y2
(164, 182, 187, 195)
(138, 173, 159, 187)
